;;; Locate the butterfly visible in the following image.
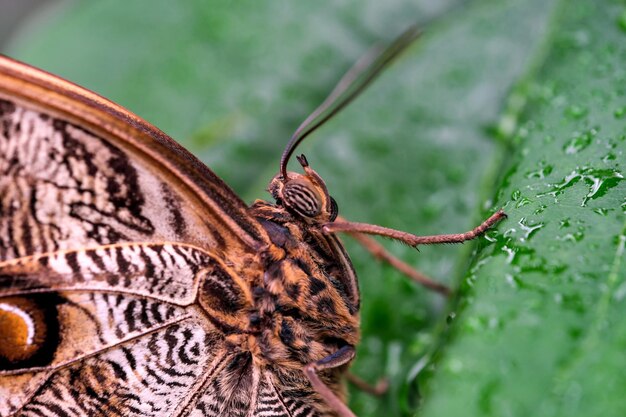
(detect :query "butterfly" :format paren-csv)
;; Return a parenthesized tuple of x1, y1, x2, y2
(0, 26, 504, 417)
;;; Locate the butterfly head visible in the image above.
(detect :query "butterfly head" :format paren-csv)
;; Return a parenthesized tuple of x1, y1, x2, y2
(269, 154, 338, 223)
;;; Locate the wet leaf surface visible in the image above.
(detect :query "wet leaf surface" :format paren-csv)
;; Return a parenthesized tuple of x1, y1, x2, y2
(420, 2, 626, 416)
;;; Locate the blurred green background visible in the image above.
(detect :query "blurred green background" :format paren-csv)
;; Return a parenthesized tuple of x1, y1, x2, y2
(1, 0, 625, 416)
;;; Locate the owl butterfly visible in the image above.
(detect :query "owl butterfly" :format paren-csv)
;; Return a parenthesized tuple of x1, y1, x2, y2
(0, 26, 504, 417)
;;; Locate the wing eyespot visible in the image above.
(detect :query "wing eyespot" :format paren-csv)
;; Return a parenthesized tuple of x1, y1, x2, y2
(0, 294, 62, 371)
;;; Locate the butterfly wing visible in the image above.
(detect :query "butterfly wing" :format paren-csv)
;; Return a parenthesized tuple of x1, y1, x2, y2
(183, 365, 331, 417)
(0, 56, 274, 416)
(0, 55, 268, 259)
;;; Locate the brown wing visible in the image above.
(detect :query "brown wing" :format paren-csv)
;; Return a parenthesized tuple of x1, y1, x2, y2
(178, 365, 331, 417)
(0, 242, 249, 416)
(0, 55, 268, 260)
(0, 244, 327, 417)
(0, 56, 273, 416)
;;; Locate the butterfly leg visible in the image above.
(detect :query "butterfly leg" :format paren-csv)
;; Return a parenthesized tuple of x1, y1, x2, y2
(304, 345, 358, 417)
(346, 371, 389, 396)
(346, 230, 450, 296)
(323, 210, 506, 247)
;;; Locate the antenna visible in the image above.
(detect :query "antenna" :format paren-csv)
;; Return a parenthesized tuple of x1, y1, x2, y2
(279, 25, 422, 179)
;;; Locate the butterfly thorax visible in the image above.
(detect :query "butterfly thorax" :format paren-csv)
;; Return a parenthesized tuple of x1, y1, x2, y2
(242, 198, 360, 370)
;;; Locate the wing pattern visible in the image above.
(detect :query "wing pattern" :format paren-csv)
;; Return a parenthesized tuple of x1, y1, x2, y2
(0, 241, 222, 415)
(11, 319, 227, 417)
(0, 98, 226, 260)
(252, 370, 323, 417)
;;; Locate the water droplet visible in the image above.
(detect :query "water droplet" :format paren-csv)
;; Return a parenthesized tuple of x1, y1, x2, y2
(534, 204, 547, 214)
(564, 104, 588, 120)
(515, 197, 532, 208)
(511, 189, 521, 200)
(580, 168, 624, 205)
(518, 217, 545, 241)
(515, 250, 567, 275)
(593, 208, 610, 216)
(615, 106, 626, 118)
(605, 139, 617, 150)
(497, 114, 517, 138)
(538, 171, 580, 196)
(538, 167, 624, 206)
(446, 312, 456, 324)
(483, 230, 499, 242)
(602, 152, 616, 163)
(525, 164, 553, 179)
(502, 245, 516, 264)
(563, 130, 593, 154)
(558, 227, 585, 243)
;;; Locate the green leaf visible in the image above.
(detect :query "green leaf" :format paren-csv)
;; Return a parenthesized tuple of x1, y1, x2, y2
(420, 2, 626, 417)
(7, 0, 623, 416)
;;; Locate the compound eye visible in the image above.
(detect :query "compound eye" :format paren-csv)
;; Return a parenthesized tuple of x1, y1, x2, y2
(283, 181, 322, 218)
